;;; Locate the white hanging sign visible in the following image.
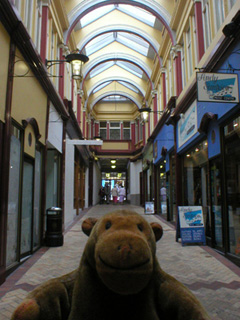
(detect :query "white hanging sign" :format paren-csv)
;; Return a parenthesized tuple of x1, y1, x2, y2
(197, 72, 239, 103)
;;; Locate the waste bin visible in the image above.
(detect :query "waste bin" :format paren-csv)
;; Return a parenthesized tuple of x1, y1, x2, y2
(45, 207, 63, 247)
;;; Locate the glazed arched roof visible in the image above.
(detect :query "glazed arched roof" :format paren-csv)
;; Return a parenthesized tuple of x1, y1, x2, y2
(64, 0, 175, 119)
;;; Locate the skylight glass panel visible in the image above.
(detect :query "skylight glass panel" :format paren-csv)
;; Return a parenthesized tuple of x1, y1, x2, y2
(93, 81, 112, 94)
(116, 61, 143, 78)
(90, 61, 115, 78)
(80, 5, 115, 28)
(117, 33, 149, 56)
(102, 95, 129, 102)
(118, 5, 156, 27)
(118, 81, 139, 93)
(85, 33, 114, 56)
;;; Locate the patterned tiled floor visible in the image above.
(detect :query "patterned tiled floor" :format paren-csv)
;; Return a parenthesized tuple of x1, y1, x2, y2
(1, 204, 240, 319)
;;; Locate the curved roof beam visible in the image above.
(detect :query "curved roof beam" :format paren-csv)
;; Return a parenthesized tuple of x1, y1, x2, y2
(65, 0, 175, 45)
(90, 91, 141, 110)
(86, 77, 145, 107)
(82, 53, 153, 89)
(87, 77, 146, 97)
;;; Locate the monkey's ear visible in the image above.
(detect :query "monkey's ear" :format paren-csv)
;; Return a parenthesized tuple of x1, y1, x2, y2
(82, 218, 98, 236)
(150, 222, 163, 242)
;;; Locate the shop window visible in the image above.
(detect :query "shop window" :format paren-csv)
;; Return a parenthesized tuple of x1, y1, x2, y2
(21, 158, 34, 257)
(123, 122, 131, 140)
(6, 126, 22, 267)
(224, 117, 240, 256)
(168, 154, 177, 222)
(100, 121, 107, 140)
(46, 150, 61, 210)
(210, 158, 223, 248)
(183, 140, 209, 230)
(110, 122, 120, 140)
(33, 149, 42, 249)
(159, 161, 167, 217)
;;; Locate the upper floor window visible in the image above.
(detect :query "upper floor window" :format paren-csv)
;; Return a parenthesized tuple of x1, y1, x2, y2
(110, 122, 120, 140)
(181, 42, 186, 88)
(35, 0, 42, 52)
(25, 0, 33, 35)
(14, 0, 21, 12)
(229, 0, 237, 10)
(100, 121, 107, 140)
(186, 26, 193, 79)
(123, 122, 131, 140)
(135, 121, 139, 143)
(202, 0, 212, 51)
(214, 0, 225, 33)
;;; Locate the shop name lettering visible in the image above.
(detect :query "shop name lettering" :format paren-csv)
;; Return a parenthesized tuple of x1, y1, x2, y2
(197, 74, 219, 82)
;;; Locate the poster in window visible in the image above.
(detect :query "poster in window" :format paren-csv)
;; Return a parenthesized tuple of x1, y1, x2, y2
(145, 202, 155, 214)
(178, 101, 198, 148)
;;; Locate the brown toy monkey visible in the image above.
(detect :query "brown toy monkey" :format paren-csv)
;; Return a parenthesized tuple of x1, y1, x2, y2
(12, 210, 210, 320)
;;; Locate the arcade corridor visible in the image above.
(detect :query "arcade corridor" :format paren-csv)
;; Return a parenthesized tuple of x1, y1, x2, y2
(0, 204, 240, 320)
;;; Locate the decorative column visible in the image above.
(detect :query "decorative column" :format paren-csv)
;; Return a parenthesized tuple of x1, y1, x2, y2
(160, 68, 167, 109)
(40, 1, 50, 61)
(58, 45, 69, 99)
(194, 0, 205, 62)
(77, 89, 83, 126)
(82, 107, 86, 137)
(171, 45, 183, 96)
(120, 121, 123, 140)
(107, 121, 110, 140)
(151, 89, 158, 127)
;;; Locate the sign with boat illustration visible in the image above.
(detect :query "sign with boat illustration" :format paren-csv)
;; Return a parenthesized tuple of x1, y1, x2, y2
(197, 72, 239, 103)
(178, 101, 198, 147)
(178, 206, 206, 246)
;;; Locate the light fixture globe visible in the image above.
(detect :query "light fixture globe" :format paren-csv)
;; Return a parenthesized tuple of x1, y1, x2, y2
(139, 106, 151, 122)
(65, 52, 89, 81)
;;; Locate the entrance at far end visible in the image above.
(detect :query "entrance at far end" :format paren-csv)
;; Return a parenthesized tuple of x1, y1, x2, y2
(101, 172, 127, 203)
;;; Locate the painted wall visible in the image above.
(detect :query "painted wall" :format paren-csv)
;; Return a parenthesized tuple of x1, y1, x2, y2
(11, 50, 47, 145)
(129, 160, 142, 205)
(0, 23, 9, 123)
(154, 124, 174, 164)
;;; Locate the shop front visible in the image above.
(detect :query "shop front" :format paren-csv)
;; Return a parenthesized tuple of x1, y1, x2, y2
(176, 58, 240, 265)
(153, 123, 175, 220)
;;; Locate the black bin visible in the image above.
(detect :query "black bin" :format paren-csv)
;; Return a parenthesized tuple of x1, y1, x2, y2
(45, 207, 63, 247)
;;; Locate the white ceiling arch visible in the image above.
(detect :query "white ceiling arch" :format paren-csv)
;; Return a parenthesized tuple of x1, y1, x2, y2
(65, 0, 175, 45)
(77, 25, 160, 57)
(89, 90, 142, 110)
(82, 53, 153, 89)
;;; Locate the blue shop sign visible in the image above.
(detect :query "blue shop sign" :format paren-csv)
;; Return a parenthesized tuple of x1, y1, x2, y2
(178, 206, 206, 246)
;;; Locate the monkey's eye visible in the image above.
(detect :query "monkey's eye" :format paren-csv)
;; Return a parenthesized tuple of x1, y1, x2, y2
(137, 224, 143, 232)
(105, 221, 112, 230)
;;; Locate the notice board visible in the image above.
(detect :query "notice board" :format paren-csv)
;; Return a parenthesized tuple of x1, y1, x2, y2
(178, 206, 206, 246)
